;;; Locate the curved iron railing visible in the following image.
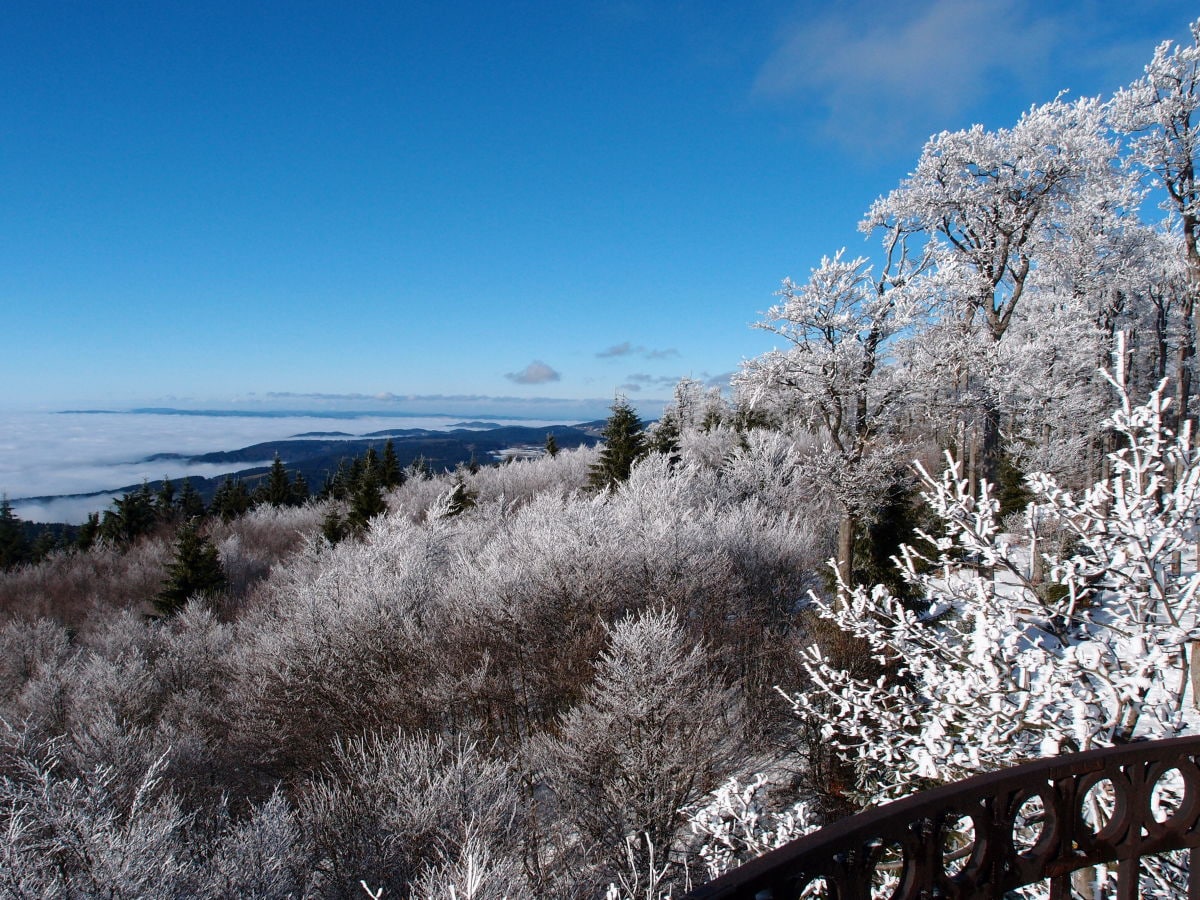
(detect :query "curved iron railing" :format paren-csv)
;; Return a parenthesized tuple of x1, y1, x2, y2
(683, 736, 1200, 899)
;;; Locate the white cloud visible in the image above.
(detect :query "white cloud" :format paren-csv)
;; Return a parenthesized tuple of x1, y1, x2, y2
(598, 342, 637, 358)
(597, 343, 680, 360)
(0, 404, 618, 522)
(622, 372, 680, 390)
(756, 0, 1058, 147)
(505, 361, 562, 385)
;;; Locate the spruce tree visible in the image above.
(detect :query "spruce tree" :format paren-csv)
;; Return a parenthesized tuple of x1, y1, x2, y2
(322, 459, 354, 501)
(212, 477, 250, 522)
(363, 446, 380, 475)
(155, 522, 227, 616)
(30, 530, 58, 563)
(291, 470, 310, 506)
(444, 477, 477, 517)
(261, 454, 292, 507)
(648, 411, 681, 460)
(76, 512, 100, 551)
(100, 482, 156, 545)
(545, 432, 559, 457)
(0, 496, 30, 571)
(381, 439, 404, 489)
(322, 506, 346, 545)
(346, 463, 386, 534)
(588, 397, 646, 491)
(177, 477, 206, 520)
(155, 477, 176, 521)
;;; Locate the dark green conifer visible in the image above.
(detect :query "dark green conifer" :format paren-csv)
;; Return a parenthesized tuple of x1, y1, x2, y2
(177, 477, 206, 520)
(76, 512, 100, 552)
(155, 522, 227, 616)
(30, 530, 59, 563)
(322, 459, 354, 501)
(443, 476, 477, 518)
(347, 463, 386, 534)
(588, 397, 646, 491)
(155, 477, 176, 521)
(291, 470, 310, 505)
(322, 506, 346, 545)
(381, 440, 404, 489)
(0, 496, 30, 570)
(995, 448, 1034, 518)
(261, 455, 292, 507)
(100, 482, 157, 545)
(212, 477, 250, 522)
(545, 433, 559, 457)
(649, 412, 681, 460)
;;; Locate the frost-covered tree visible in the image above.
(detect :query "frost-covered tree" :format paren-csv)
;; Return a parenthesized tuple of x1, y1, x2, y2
(689, 360, 1200, 891)
(298, 731, 526, 900)
(736, 238, 927, 583)
(867, 96, 1120, 486)
(1113, 18, 1200, 429)
(795, 358, 1200, 799)
(538, 607, 740, 889)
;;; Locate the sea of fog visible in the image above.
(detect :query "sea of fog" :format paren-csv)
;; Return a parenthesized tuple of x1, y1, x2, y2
(1, 410, 573, 524)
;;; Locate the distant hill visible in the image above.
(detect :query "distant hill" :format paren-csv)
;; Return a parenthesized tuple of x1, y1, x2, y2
(17, 422, 601, 512)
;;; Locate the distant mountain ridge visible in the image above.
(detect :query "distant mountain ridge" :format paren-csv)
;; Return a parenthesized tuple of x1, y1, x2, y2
(16, 422, 603, 507)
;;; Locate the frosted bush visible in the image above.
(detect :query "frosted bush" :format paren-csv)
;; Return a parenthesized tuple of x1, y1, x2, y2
(467, 444, 599, 506)
(299, 731, 524, 899)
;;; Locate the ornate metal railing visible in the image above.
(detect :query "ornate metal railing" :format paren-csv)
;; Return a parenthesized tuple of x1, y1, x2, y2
(683, 736, 1200, 899)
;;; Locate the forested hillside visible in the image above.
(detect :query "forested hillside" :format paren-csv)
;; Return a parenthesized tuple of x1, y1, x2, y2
(2, 19, 1200, 900)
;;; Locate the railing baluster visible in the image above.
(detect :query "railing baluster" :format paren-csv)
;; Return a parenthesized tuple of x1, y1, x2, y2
(683, 737, 1200, 900)
(1116, 857, 1137, 900)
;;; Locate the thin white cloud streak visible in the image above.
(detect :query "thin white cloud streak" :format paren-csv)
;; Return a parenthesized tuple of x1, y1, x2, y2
(596, 342, 680, 360)
(755, 0, 1058, 147)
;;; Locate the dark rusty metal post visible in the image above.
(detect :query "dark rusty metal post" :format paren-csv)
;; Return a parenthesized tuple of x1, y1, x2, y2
(682, 736, 1200, 900)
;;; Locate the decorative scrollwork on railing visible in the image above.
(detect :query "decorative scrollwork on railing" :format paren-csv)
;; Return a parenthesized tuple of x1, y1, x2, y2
(682, 736, 1200, 899)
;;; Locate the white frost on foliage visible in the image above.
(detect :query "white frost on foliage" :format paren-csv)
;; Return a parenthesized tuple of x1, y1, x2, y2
(789, 363, 1200, 806)
(686, 774, 820, 882)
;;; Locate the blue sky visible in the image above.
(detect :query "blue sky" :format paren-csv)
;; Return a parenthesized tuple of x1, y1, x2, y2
(2, 0, 1195, 419)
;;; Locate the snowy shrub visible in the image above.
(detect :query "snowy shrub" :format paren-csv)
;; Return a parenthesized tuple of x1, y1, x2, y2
(230, 518, 455, 774)
(409, 829, 534, 900)
(0, 618, 71, 713)
(198, 790, 306, 899)
(466, 444, 599, 506)
(0, 537, 172, 628)
(0, 737, 196, 898)
(537, 607, 741, 891)
(677, 425, 743, 470)
(298, 731, 524, 900)
(685, 774, 819, 883)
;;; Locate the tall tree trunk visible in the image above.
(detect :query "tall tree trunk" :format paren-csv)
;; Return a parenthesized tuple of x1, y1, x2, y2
(1174, 308, 1194, 437)
(836, 512, 855, 591)
(1180, 214, 1200, 435)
